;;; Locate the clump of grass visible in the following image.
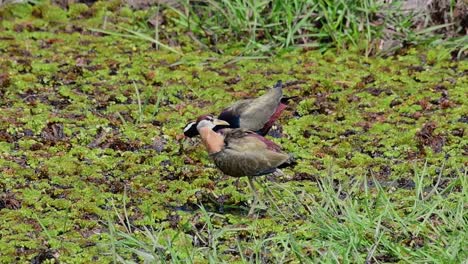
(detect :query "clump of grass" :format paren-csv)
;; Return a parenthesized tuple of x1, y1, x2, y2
(104, 162, 466, 263)
(89, 0, 464, 57)
(164, 0, 465, 56)
(170, 0, 388, 55)
(4, 0, 464, 57)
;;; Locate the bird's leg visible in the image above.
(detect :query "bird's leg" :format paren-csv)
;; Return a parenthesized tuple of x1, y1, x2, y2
(247, 176, 259, 216)
(234, 178, 240, 187)
(253, 178, 269, 208)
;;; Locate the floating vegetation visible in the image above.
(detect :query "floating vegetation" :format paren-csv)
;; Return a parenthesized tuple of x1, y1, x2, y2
(0, 1, 466, 263)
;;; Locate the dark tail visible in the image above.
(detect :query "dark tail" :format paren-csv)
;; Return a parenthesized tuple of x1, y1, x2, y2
(278, 155, 297, 169)
(280, 96, 298, 104)
(274, 80, 282, 89)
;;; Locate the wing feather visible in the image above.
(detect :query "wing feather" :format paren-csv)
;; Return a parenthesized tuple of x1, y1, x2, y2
(220, 84, 283, 132)
(210, 129, 290, 177)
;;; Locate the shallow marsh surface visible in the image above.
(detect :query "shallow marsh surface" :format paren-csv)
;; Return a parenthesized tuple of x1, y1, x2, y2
(0, 2, 466, 263)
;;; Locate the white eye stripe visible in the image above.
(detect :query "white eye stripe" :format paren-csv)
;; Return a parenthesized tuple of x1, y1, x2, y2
(183, 122, 196, 132)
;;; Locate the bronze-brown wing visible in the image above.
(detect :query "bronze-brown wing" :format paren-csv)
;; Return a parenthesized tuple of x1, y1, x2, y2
(218, 81, 283, 132)
(237, 85, 283, 131)
(211, 148, 290, 177)
(210, 129, 290, 177)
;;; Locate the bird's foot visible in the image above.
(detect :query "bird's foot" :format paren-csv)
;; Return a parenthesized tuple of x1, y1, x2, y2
(272, 169, 285, 177)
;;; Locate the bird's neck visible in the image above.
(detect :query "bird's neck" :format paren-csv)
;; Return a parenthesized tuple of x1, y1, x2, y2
(198, 127, 225, 154)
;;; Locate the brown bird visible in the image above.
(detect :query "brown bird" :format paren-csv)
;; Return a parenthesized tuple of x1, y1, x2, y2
(195, 115, 295, 215)
(184, 81, 294, 137)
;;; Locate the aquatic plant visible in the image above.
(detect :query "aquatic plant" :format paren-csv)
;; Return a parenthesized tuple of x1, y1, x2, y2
(0, 1, 466, 263)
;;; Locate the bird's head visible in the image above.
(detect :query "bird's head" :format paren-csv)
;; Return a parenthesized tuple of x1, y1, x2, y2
(183, 115, 230, 137)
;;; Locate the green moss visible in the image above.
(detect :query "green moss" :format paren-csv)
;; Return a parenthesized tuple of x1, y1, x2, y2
(2, 3, 33, 19)
(68, 3, 89, 19)
(119, 6, 133, 18)
(36, 3, 68, 24)
(0, 2, 465, 263)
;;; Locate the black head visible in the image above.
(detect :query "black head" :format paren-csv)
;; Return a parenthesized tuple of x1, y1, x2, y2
(183, 115, 212, 137)
(184, 115, 215, 137)
(183, 121, 199, 137)
(183, 115, 230, 137)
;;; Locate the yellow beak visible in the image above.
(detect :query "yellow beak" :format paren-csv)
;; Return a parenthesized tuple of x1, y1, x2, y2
(213, 119, 230, 126)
